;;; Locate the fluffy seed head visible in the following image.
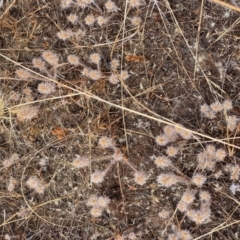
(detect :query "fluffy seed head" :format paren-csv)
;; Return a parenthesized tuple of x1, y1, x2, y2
(61, 0, 73, 9)
(76, 0, 92, 8)
(166, 146, 179, 157)
(191, 173, 207, 187)
(158, 209, 171, 219)
(87, 195, 99, 207)
(215, 148, 227, 162)
(222, 99, 233, 111)
(72, 155, 90, 168)
(14, 105, 39, 122)
(210, 101, 222, 113)
(130, 16, 142, 26)
(32, 58, 46, 72)
(91, 170, 106, 184)
(181, 189, 196, 205)
(108, 74, 119, 84)
(155, 134, 169, 146)
(67, 13, 78, 24)
(26, 176, 45, 194)
(110, 58, 120, 70)
(67, 54, 80, 66)
(105, 0, 118, 12)
(97, 16, 108, 27)
(90, 53, 101, 65)
(98, 136, 114, 148)
(90, 206, 103, 217)
(226, 115, 239, 132)
(119, 70, 130, 81)
(177, 200, 189, 213)
(199, 190, 211, 202)
(85, 14, 95, 26)
(175, 126, 192, 139)
(97, 196, 110, 208)
(180, 230, 193, 240)
(57, 29, 73, 41)
(157, 173, 182, 187)
(88, 69, 102, 80)
(134, 171, 147, 186)
(163, 125, 178, 141)
(15, 69, 32, 80)
(42, 51, 59, 66)
(112, 148, 124, 162)
(205, 144, 216, 159)
(37, 82, 56, 95)
(154, 155, 172, 169)
(129, 0, 146, 8)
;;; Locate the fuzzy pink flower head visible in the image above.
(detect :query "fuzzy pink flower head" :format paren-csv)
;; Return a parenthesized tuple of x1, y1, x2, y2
(84, 14, 96, 26)
(57, 29, 73, 41)
(187, 209, 210, 225)
(181, 189, 196, 205)
(61, 0, 73, 9)
(67, 54, 80, 66)
(177, 200, 189, 213)
(119, 70, 130, 81)
(163, 125, 178, 141)
(67, 13, 78, 24)
(32, 58, 46, 72)
(90, 53, 101, 65)
(200, 103, 210, 115)
(134, 171, 147, 186)
(72, 155, 90, 168)
(180, 230, 193, 240)
(222, 99, 233, 111)
(97, 196, 110, 208)
(157, 173, 184, 187)
(210, 101, 223, 113)
(226, 115, 239, 132)
(200, 103, 216, 119)
(191, 173, 207, 187)
(7, 177, 17, 192)
(90, 206, 103, 218)
(42, 51, 59, 66)
(154, 155, 172, 169)
(158, 209, 171, 219)
(196, 151, 216, 171)
(76, 0, 93, 8)
(26, 176, 46, 194)
(166, 146, 179, 157)
(175, 126, 192, 140)
(199, 190, 211, 203)
(98, 136, 114, 148)
(112, 148, 124, 162)
(37, 82, 56, 95)
(129, 0, 146, 8)
(105, 0, 118, 12)
(228, 164, 240, 181)
(15, 69, 32, 80)
(110, 58, 120, 71)
(205, 144, 216, 159)
(73, 29, 86, 38)
(215, 148, 227, 162)
(155, 134, 169, 146)
(88, 69, 102, 81)
(15, 105, 39, 122)
(91, 170, 106, 184)
(86, 194, 99, 207)
(108, 74, 119, 84)
(97, 16, 108, 27)
(2, 153, 20, 168)
(130, 16, 142, 26)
